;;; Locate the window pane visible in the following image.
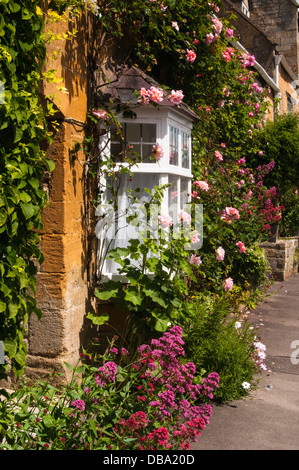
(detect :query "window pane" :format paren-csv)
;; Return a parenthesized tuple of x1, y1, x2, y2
(182, 133, 190, 169)
(142, 144, 154, 163)
(111, 142, 123, 161)
(126, 123, 141, 142)
(168, 175, 179, 220)
(142, 124, 156, 142)
(169, 126, 179, 166)
(180, 177, 190, 208)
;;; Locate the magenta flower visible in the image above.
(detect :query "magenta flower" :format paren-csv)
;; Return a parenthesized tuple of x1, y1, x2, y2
(95, 361, 117, 386)
(71, 399, 85, 412)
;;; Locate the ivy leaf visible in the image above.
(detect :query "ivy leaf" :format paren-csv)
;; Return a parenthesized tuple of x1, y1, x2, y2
(44, 159, 55, 172)
(21, 203, 38, 219)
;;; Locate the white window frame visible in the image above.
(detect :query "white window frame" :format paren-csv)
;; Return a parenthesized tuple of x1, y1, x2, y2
(97, 106, 194, 279)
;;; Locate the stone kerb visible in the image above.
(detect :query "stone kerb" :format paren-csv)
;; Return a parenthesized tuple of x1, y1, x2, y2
(260, 237, 299, 281)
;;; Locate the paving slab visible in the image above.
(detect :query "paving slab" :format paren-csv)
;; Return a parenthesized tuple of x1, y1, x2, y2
(192, 274, 299, 451)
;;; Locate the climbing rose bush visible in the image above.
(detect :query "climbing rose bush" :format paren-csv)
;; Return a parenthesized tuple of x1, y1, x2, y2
(0, 326, 219, 450)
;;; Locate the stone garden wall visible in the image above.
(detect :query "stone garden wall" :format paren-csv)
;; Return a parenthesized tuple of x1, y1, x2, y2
(261, 238, 299, 281)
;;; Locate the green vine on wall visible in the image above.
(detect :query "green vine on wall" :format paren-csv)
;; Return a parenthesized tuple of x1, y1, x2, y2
(0, 0, 72, 379)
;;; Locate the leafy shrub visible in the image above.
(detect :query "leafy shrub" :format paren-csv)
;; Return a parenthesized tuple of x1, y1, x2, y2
(0, 326, 219, 450)
(182, 294, 267, 402)
(280, 189, 299, 237)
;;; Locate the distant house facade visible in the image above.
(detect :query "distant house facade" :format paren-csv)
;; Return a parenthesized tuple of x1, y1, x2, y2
(223, 0, 299, 117)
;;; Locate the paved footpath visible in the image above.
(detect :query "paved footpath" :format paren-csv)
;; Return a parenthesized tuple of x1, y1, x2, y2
(192, 273, 299, 450)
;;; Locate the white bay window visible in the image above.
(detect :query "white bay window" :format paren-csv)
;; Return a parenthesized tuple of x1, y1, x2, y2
(96, 67, 197, 278)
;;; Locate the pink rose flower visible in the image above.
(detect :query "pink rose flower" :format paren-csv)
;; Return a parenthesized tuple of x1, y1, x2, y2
(193, 180, 210, 191)
(151, 143, 164, 161)
(236, 241, 246, 253)
(215, 151, 223, 162)
(220, 207, 240, 223)
(148, 86, 164, 103)
(178, 210, 191, 224)
(138, 87, 150, 105)
(158, 214, 173, 228)
(216, 247, 225, 261)
(92, 109, 108, 120)
(204, 33, 215, 45)
(189, 254, 202, 266)
(168, 89, 184, 105)
(186, 49, 196, 63)
(223, 277, 234, 291)
(225, 28, 234, 38)
(191, 233, 200, 244)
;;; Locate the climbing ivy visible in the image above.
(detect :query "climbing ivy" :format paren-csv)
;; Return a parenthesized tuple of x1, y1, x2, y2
(0, 0, 65, 379)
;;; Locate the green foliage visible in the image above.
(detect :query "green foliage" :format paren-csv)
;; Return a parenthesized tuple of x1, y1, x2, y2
(249, 113, 299, 195)
(0, 1, 55, 377)
(182, 294, 264, 402)
(280, 189, 299, 237)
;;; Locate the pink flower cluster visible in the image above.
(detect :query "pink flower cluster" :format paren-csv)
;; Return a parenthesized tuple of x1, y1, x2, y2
(178, 210, 191, 224)
(71, 399, 85, 412)
(204, 15, 223, 44)
(222, 47, 235, 63)
(240, 52, 255, 68)
(215, 150, 223, 162)
(104, 327, 219, 450)
(139, 86, 164, 105)
(139, 87, 184, 106)
(95, 361, 117, 386)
